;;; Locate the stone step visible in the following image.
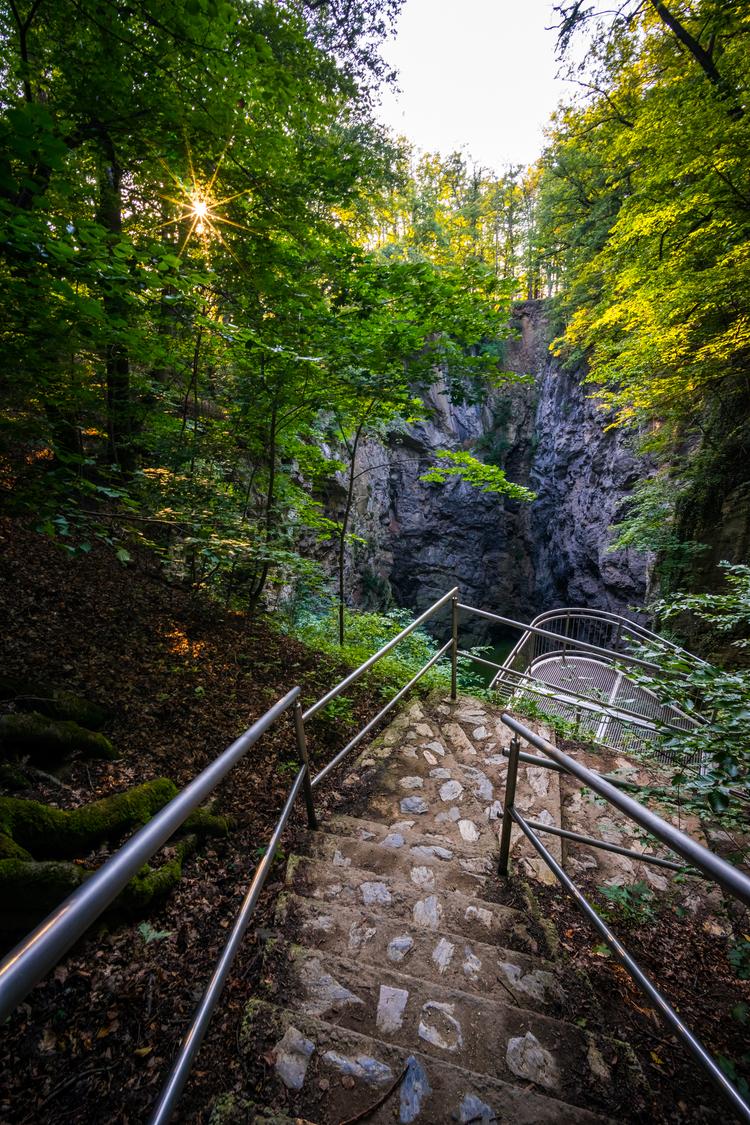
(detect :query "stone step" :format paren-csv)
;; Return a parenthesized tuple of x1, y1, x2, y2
(285, 854, 547, 957)
(263, 942, 643, 1117)
(276, 892, 570, 1015)
(301, 830, 493, 896)
(351, 695, 564, 883)
(239, 997, 617, 1125)
(321, 810, 497, 855)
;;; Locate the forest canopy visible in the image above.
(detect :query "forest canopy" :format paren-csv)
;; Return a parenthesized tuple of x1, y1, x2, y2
(0, 0, 537, 614)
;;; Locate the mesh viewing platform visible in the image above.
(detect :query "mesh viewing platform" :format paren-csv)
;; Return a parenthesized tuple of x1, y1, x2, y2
(486, 607, 702, 758)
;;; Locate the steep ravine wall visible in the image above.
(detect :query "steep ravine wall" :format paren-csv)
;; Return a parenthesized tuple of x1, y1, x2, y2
(324, 300, 651, 639)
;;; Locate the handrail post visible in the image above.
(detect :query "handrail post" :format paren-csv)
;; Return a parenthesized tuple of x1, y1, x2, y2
(293, 701, 318, 830)
(498, 734, 521, 876)
(450, 593, 459, 701)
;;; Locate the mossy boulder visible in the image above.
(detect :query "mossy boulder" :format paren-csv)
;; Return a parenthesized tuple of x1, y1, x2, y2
(0, 678, 112, 730)
(0, 781, 230, 931)
(0, 711, 118, 764)
(0, 778, 180, 858)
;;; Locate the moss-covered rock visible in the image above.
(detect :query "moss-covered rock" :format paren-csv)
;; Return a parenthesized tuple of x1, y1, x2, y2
(0, 678, 111, 730)
(0, 711, 118, 763)
(0, 778, 179, 858)
(0, 784, 230, 931)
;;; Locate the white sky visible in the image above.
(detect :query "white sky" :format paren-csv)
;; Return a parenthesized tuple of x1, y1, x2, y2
(376, 0, 571, 172)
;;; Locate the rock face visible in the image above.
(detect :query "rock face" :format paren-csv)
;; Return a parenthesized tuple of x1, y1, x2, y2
(325, 300, 650, 638)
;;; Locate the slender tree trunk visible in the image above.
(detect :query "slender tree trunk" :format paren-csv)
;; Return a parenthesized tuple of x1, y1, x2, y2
(248, 378, 277, 608)
(96, 134, 133, 470)
(338, 414, 369, 646)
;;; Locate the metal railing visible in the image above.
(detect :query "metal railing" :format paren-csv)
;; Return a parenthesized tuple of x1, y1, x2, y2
(0, 587, 459, 1125)
(2, 586, 747, 1122)
(455, 602, 704, 757)
(498, 713, 750, 1123)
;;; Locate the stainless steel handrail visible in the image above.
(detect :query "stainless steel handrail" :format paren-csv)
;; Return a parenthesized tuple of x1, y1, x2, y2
(498, 714, 750, 1122)
(457, 602, 663, 671)
(0, 587, 460, 1125)
(0, 686, 302, 1022)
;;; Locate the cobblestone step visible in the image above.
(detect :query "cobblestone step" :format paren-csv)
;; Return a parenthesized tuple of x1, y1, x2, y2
(285, 853, 547, 957)
(263, 942, 643, 1116)
(236, 997, 619, 1125)
(276, 892, 571, 1015)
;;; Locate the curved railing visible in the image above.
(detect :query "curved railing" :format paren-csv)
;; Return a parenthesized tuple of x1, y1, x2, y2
(484, 605, 705, 755)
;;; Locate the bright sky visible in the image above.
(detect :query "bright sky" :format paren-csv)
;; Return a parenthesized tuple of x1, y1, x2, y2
(376, 0, 570, 173)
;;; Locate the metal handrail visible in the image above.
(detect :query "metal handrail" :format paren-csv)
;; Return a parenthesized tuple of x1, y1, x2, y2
(498, 714, 750, 1122)
(0, 686, 302, 1023)
(0, 587, 460, 1124)
(457, 602, 664, 671)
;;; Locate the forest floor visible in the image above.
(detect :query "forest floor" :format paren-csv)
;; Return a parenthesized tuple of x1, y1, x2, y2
(0, 516, 748, 1124)
(0, 516, 386, 1124)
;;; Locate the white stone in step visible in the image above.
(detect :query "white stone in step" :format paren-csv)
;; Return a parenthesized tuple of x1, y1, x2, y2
(431, 937, 455, 973)
(425, 740, 446, 757)
(401, 747, 418, 759)
(465, 904, 493, 930)
(322, 1050, 393, 1086)
(348, 921, 376, 953)
(411, 866, 436, 892)
(357, 829, 377, 841)
(484, 801, 502, 821)
(413, 894, 442, 929)
(461, 766, 493, 801)
(399, 1055, 432, 1122)
(415, 723, 433, 737)
(455, 708, 487, 724)
(298, 957, 364, 1018)
(302, 913, 335, 933)
(435, 807, 462, 826)
(458, 819, 480, 843)
(459, 1094, 497, 1124)
(442, 723, 476, 757)
(497, 962, 565, 1005)
(390, 819, 415, 832)
(360, 881, 392, 906)
(333, 849, 351, 868)
(430, 767, 452, 780)
(439, 780, 464, 802)
(463, 947, 482, 980)
(506, 1031, 559, 1090)
(527, 766, 551, 798)
(376, 984, 409, 1034)
(387, 934, 414, 962)
(473, 726, 490, 740)
(400, 776, 424, 790)
(382, 832, 405, 849)
(400, 796, 429, 815)
(459, 857, 492, 875)
(410, 845, 453, 862)
(272, 1025, 315, 1090)
(423, 749, 438, 765)
(418, 1001, 463, 1051)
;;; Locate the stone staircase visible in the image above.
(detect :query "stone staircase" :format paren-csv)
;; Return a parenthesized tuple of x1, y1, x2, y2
(212, 695, 647, 1124)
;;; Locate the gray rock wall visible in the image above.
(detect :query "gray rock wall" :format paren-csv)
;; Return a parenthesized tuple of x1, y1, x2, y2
(322, 300, 651, 639)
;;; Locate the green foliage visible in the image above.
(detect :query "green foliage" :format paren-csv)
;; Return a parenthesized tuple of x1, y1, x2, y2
(598, 880, 657, 926)
(537, 0, 750, 568)
(292, 604, 483, 701)
(419, 451, 536, 501)
(0, 0, 516, 608)
(137, 921, 174, 944)
(619, 565, 750, 822)
(729, 938, 750, 982)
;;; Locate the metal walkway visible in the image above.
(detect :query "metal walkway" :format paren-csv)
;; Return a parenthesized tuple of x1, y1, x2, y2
(478, 607, 703, 758)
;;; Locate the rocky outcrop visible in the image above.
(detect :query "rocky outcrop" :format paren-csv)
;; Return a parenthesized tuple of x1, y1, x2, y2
(324, 300, 651, 639)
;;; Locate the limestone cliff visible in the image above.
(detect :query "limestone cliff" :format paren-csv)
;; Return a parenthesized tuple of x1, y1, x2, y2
(323, 300, 651, 638)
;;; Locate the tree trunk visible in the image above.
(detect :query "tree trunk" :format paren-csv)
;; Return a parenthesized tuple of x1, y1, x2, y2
(96, 135, 133, 470)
